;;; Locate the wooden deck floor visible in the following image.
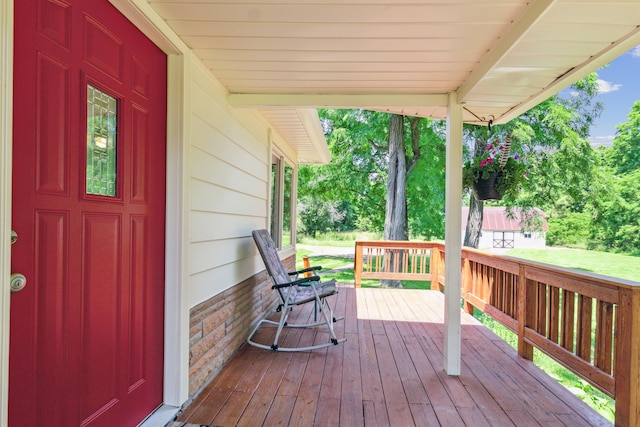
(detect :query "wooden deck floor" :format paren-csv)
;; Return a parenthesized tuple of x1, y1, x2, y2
(176, 285, 611, 427)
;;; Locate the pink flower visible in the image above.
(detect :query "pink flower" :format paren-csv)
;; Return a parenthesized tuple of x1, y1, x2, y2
(487, 158, 494, 164)
(487, 144, 493, 150)
(480, 160, 487, 167)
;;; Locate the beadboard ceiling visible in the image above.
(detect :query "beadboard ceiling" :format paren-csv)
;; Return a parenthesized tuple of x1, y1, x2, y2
(142, 0, 640, 161)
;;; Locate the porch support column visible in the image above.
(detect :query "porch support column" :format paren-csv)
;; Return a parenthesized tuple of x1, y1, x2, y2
(444, 91, 463, 375)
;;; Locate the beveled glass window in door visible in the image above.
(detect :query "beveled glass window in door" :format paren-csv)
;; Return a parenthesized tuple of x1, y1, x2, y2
(86, 85, 117, 196)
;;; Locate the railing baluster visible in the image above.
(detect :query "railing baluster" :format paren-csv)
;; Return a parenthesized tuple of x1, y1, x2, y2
(536, 282, 547, 336)
(561, 290, 575, 352)
(577, 295, 593, 362)
(549, 286, 560, 343)
(595, 300, 613, 374)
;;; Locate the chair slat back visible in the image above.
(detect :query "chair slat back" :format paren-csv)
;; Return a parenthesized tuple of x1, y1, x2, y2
(252, 229, 292, 286)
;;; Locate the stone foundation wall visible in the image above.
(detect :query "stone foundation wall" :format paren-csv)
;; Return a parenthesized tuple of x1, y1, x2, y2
(187, 254, 295, 395)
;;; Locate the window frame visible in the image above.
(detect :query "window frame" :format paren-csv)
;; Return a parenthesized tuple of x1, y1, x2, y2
(269, 150, 296, 250)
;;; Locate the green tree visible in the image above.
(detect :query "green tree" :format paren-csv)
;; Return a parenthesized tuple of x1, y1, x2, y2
(607, 100, 640, 175)
(463, 74, 603, 247)
(299, 109, 389, 231)
(593, 170, 640, 254)
(299, 110, 445, 239)
(587, 102, 640, 253)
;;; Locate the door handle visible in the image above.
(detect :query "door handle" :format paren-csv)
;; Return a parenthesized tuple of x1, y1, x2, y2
(10, 273, 27, 292)
(10, 230, 26, 292)
(9, 230, 27, 292)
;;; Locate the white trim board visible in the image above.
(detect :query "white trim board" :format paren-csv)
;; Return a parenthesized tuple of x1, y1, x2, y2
(0, 0, 14, 424)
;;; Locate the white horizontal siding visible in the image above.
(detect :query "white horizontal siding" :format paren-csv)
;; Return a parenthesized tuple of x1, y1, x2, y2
(190, 212, 265, 243)
(187, 58, 282, 307)
(191, 115, 266, 178)
(189, 254, 266, 306)
(191, 146, 265, 199)
(189, 236, 255, 275)
(190, 180, 266, 217)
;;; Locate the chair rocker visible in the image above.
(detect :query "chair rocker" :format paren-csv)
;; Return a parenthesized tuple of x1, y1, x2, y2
(248, 229, 346, 352)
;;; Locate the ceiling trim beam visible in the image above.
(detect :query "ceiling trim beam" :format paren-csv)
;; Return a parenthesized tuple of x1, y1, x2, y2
(296, 109, 331, 164)
(457, 0, 556, 102)
(496, 26, 640, 124)
(228, 93, 449, 109)
(109, 0, 189, 54)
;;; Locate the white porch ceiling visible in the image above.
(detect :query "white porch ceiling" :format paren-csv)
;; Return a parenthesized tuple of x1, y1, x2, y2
(145, 0, 640, 162)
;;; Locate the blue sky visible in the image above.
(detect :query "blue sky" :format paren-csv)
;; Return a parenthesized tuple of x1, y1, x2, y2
(586, 45, 640, 147)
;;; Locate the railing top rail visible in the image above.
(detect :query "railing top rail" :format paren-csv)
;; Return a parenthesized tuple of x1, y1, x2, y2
(355, 240, 640, 290)
(510, 255, 639, 290)
(460, 244, 640, 290)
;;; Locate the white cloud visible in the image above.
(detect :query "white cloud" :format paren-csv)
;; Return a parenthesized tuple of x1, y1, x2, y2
(631, 45, 640, 57)
(597, 79, 622, 94)
(588, 135, 615, 147)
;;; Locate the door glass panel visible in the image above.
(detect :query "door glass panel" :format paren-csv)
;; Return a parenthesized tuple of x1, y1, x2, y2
(86, 85, 117, 196)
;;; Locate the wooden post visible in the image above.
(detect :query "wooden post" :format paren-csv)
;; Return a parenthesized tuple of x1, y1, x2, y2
(354, 242, 363, 288)
(462, 255, 473, 314)
(302, 257, 311, 277)
(429, 246, 440, 291)
(517, 264, 534, 360)
(614, 286, 640, 427)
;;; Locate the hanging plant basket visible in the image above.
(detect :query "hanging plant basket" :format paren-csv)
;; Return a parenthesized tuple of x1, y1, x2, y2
(473, 172, 503, 201)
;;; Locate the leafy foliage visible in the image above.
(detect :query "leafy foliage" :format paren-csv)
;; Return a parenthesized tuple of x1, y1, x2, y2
(592, 170, 640, 255)
(546, 212, 593, 248)
(297, 197, 357, 237)
(462, 74, 603, 247)
(298, 109, 446, 239)
(298, 72, 640, 256)
(607, 100, 640, 175)
(462, 137, 527, 200)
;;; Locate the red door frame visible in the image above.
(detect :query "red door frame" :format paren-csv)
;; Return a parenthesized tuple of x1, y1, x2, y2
(1, 0, 191, 420)
(8, 0, 166, 424)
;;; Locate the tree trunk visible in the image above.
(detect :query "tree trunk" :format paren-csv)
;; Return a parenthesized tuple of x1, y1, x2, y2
(463, 131, 489, 248)
(382, 114, 407, 287)
(463, 195, 483, 248)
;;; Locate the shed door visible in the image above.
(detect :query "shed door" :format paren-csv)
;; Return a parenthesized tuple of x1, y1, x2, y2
(9, 0, 167, 425)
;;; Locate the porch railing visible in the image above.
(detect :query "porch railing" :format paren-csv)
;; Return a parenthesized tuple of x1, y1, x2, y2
(353, 240, 640, 426)
(353, 241, 442, 288)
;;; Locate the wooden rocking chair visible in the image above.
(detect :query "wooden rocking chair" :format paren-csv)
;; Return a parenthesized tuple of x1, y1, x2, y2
(248, 229, 346, 351)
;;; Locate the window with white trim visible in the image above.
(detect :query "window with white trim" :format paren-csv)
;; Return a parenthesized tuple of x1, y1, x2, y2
(270, 154, 294, 249)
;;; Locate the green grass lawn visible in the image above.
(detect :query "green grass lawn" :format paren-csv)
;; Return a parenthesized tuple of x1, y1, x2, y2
(296, 237, 640, 422)
(506, 247, 640, 282)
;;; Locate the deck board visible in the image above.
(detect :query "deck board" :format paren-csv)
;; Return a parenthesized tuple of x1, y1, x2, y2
(177, 285, 611, 426)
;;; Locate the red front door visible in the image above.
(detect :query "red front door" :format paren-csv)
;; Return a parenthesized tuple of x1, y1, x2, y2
(10, 0, 167, 425)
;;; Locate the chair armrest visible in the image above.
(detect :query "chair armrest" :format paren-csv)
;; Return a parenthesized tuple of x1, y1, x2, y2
(272, 275, 321, 289)
(288, 265, 322, 276)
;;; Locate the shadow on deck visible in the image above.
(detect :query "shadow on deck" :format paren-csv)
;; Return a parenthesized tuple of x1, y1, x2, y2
(176, 285, 611, 426)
